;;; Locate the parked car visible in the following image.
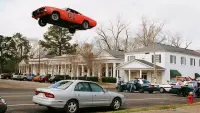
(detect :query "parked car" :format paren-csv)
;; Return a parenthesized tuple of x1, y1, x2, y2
(117, 79, 159, 93)
(0, 96, 7, 113)
(33, 75, 40, 82)
(27, 74, 35, 81)
(170, 81, 200, 97)
(33, 80, 125, 113)
(0, 73, 12, 79)
(158, 83, 176, 93)
(38, 75, 51, 83)
(49, 75, 65, 83)
(12, 73, 23, 80)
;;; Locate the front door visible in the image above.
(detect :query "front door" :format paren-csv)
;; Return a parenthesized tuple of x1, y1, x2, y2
(74, 82, 93, 107)
(89, 83, 111, 107)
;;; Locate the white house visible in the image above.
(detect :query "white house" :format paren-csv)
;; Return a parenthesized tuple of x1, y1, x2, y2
(116, 43, 200, 84)
(18, 50, 124, 78)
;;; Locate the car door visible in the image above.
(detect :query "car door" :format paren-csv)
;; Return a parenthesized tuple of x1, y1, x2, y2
(74, 82, 93, 107)
(89, 82, 111, 107)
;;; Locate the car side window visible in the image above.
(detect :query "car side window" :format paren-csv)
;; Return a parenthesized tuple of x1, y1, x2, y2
(74, 82, 91, 92)
(89, 83, 103, 92)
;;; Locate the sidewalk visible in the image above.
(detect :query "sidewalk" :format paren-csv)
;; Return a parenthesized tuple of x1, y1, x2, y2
(136, 105, 200, 113)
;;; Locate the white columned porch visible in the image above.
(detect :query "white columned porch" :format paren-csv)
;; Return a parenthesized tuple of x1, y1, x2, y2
(139, 69, 142, 78)
(116, 69, 119, 83)
(128, 70, 131, 81)
(106, 63, 109, 77)
(71, 64, 74, 78)
(92, 62, 95, 77)
(98, 64, 101, 78)
(81, 65, 84, 76)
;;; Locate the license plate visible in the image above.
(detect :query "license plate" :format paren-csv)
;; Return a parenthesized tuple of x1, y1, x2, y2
(37, 93, 45, 97)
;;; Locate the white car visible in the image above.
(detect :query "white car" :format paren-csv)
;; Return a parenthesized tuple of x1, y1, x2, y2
(33, 80, 125, 113)
(158, 83, 176, 93)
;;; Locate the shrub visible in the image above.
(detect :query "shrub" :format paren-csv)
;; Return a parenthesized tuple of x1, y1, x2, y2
(68, 76, 98, 82)
(102, 77, 116, 83)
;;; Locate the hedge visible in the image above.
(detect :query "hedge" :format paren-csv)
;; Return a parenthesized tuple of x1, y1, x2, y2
(68, 76, 98, 82)
(102, 77, 116, 83)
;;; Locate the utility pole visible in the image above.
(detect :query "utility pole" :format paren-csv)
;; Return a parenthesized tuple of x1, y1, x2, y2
(153, 37, 157, 84)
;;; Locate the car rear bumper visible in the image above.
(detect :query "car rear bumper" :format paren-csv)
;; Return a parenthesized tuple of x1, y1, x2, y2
(32, 96, 65, 108)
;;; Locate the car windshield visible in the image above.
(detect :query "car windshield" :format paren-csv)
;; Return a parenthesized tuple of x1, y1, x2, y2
(48, 81, 73, 89)
(143, 80, 150, 84)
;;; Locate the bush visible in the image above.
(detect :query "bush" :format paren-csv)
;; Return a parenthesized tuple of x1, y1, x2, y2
(102, 77, 116, 83)
(68, 76, 98, 82)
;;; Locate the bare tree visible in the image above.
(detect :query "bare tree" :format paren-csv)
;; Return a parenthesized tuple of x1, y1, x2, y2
(95, 15, 131, 51)
(136, 17, 165, 47)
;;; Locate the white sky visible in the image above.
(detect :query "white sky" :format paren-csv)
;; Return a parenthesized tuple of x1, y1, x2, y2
(1, 0, 200, 49)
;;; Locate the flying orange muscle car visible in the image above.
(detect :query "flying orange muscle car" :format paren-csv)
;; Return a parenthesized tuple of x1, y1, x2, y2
(32, 6, 97, 34)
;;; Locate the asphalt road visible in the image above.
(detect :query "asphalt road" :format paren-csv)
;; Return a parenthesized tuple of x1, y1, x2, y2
(0, 88, 194, 113)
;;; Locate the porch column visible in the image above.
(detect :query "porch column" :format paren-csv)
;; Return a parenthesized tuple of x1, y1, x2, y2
(87, 68, 90, 77)
(106, 63, 109, 77)
(98, 64, 101, 78)
(92, 63, 95, 77)
(76, 65, 79, 78)
(71, 64, 74, 78)
(65, 64, 67, 75)
(129, 70, 131, 81)
(139, 69, 142, 78)
(116, 69, 119, 83)
(81, 65, 84, 76)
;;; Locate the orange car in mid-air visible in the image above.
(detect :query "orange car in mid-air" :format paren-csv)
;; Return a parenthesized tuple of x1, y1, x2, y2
(32, 6, 97, 34)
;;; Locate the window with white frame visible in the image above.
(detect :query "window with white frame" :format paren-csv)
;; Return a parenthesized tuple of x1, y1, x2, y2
(128, 56, 135, 61)
(170, 55, 176, 64)
(152, 54, 161, 63)
(181, 57, 186, 65)
(190, 58, 195, 66)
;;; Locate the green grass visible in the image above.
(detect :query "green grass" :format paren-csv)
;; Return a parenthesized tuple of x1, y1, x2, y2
(102, 103, 200, 113)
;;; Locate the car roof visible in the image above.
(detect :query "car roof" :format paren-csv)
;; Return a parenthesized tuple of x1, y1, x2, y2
(59, 80, 97, 83)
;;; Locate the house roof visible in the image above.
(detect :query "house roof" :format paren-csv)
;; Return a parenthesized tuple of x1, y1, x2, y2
(117, 59, 164, 69)
(136, 59, 164, 69)
(129, 43, 200, 57)
(104, 50, 125, 59)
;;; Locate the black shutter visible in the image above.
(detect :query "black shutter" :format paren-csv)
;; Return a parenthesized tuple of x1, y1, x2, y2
(159, 54, 161, 63)
(152, 55, 154, 63)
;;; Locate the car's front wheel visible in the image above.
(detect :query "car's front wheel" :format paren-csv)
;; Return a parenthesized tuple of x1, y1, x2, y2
(160, 88, 165, 93)
(69, 28, 76, 34)
(51, 12, 60, 21)
(82, 21, 89, 30)
(64, 100, 79, 113)
(38, 18, 47, 27)
(110, 98, 121, 110)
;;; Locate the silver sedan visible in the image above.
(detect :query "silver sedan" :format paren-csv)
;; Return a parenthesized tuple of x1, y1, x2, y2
(32, 80, 125, 113)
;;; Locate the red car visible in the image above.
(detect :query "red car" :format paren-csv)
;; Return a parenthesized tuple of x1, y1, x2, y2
(0, 73, 13, 79)
(32, 6, 97, 34)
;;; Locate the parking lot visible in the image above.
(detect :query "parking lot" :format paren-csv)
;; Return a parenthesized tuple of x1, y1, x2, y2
(0, 80, 196, 113)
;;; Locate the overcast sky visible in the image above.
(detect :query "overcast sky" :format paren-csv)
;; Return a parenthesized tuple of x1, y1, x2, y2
(0, 0, 200, 49)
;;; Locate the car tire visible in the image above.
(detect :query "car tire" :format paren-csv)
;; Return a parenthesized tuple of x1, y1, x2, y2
(110, 98, 121, 110)
(64, 100, 79, 113)
(139, 88, 144, 93)
(51, 12, 60, 21)
(160, 88, 165, 93)
(148, 91, 153, 93)
(38, 18, 47, 27)
(69, 28, 76, 34)
(82, 21, 89, 30)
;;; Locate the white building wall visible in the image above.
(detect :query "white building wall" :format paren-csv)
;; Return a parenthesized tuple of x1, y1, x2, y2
(165, 52, 200, 79)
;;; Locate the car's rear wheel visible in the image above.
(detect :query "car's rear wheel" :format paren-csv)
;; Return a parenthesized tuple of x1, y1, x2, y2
(51, 12, 60, 21)
(160, 88, 165, 93)
(38, 18, 47, 27)
(82, 21, 89, 30)
(148, 91, 153, 93)
(139, 88, 144, 93)
(110, 98, 121, 110)
(69, 28, 76, 34)
(64, 100, 79, 113)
